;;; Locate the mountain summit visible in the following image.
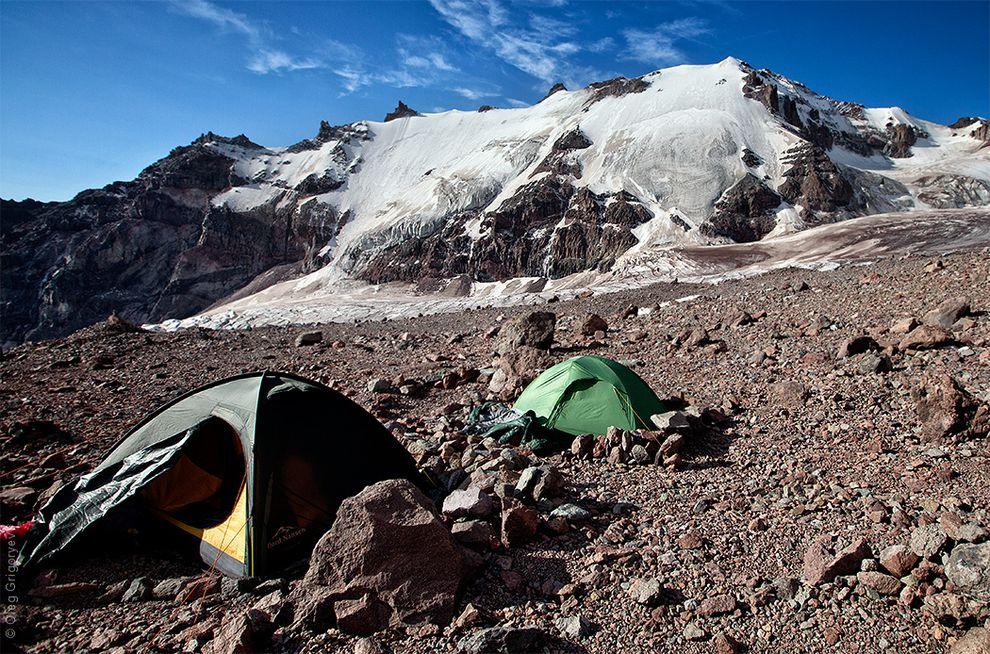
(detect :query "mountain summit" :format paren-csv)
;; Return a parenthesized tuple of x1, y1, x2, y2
(3, 58, 988, 343)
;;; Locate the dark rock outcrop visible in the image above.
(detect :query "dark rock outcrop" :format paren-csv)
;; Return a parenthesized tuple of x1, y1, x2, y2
(777, 144, 854, 217)
(532, 128, 592, 177)
(541, 82, 567, 101)
(360, 178, 652, 284)
(700, 174, 781, 242)
(586, 76, 649, 104)
(384, 101, 420, 122)
(884, 124, 921, 158)
(741, 149, 762, 167)
(0, 134, 341, 344)
(969, 119, 990, 146)
(948, 116, 981, 130)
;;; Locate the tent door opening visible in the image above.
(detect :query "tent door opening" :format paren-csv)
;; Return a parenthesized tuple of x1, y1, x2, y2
(142, 416, 246, 529)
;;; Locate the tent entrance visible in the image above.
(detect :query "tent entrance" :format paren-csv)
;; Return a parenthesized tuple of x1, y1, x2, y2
(142, 417, 246, 529)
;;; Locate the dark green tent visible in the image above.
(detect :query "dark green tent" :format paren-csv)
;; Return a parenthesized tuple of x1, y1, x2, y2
(514, 356, 666, 436)
(18, 372, 424, 578)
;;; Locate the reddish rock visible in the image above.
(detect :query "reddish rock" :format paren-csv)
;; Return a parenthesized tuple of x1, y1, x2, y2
(899, 325, 953, 351)
(857, 571, 902, 596)
(28, 582, 100, 598)
(299, 479, 466, 632)
(837, 335, 879, 359)
(177, 575, 221, 604)
(950, 627, 990, 654)
(501, 497, 539, 547)
(880, 545, 920, 578)
(713, 633, 743, 654)
(580, 314, 608, 336)
(210, 608, 271, 654)
(923, 297, 970, 329)
(495, 311, 556, 354)
(912, 374, 988, 442)
(698, 593, 737, 616)
(334, 594, 391, 637)
(803, 537, 871, 586)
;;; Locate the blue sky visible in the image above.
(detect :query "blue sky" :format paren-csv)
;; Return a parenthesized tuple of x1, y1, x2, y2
(1, 0, 987, 201)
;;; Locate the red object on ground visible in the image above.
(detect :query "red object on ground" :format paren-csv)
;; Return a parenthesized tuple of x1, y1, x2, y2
(0, 520, 35, 542)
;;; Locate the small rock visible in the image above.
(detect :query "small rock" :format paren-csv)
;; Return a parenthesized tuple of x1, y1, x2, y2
(212, 608, 271, 654)
(879, 545, 919, 578)
(456, 626, 549, 654)
(550, 504, 591, 523)
(910, 524, 947, 559)
(515, 465, 563, 501)
(555, 615, 594, 639)
(367, 378, 390, 393)
(682, 622, 706, 641)
(628, 577, 663, 606)
(570, 434, 594, 459)
(923, 297, 970, 329)
(501, 498, 539, 547)
(120, 577, 152, 603)
(451, 520, 496, 549)
(294, 331, 323, 347)
(856, 571, 902, 596)
(442, 488, 495, 519)
(713, 633, 743, 654)
(580, 314, 608, 336)
(698, 593, 737, 616)
(651, 411, 691, 431)
(803, 537, 871, 585)
(899, 325, 953, 351)
(950, 627, 990, 654)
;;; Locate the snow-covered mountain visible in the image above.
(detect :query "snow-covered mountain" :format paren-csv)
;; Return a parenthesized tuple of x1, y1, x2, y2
(3, 57, 989, 342)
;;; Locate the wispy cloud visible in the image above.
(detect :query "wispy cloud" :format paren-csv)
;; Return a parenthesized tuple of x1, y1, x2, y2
(451, 86, 499, 100)
(171, 0, 327, 75)
(622, 17, 710, 66)
(247, 49, 323, 74)
(428, 0, 603, 87)
(171, 0, 260, 42)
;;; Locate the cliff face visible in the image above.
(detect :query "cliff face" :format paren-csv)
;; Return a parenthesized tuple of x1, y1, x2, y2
(1, 135, 340, 344)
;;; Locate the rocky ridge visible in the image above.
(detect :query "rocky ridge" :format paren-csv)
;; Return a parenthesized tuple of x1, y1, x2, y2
(3, 58, 988, 344)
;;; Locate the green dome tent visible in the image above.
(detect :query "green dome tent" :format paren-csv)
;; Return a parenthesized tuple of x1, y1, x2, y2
(514, 356, 666, 436)
(17, 372, 425, 578)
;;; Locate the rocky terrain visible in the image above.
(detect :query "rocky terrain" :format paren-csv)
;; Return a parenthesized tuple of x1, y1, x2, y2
(2, 251, 989, 653)
(3, 57, 988, 345)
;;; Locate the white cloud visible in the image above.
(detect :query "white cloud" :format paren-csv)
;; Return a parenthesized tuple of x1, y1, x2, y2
(451, 87, 499, 100)
(171, 0, 330, 76)
(622, 17, 710, 66)
(428, 0, 601, 86)
(170, 0, 260, 42)
(247, 49, 323, 74)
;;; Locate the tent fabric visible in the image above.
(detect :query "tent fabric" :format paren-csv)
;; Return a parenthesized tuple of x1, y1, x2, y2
(513, 356, 666, 436)
(464, 402, 564, 453)
(17, 371, 425, 578)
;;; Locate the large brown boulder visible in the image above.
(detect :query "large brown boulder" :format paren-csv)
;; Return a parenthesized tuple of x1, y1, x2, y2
(496, 311, 556, 354)
(912, 374, 990, 442)
(296, 479, 467, 635)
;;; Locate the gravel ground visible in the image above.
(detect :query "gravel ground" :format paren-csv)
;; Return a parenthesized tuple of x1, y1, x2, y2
(2, 251, 989, 653)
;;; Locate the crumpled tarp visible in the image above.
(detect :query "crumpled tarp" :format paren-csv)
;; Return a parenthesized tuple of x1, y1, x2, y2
(465, 402, 566, 453)
(17, 428, 195, 571)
